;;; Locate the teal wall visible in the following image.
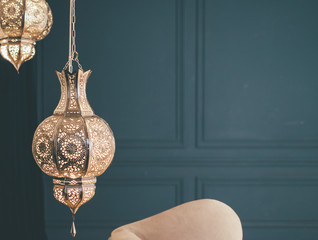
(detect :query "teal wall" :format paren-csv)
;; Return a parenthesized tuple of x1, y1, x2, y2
(0, 60, 46, 239)
(36, 0, 318, 239)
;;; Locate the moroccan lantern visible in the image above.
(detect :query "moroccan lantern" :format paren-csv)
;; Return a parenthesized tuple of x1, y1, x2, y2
(32, 69, 115, 236)
(32, 0, 115, 237)
(0, 0, 52, 71)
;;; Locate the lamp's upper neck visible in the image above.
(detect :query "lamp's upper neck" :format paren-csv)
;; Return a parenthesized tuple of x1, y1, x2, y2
(54, 69, 94, 116)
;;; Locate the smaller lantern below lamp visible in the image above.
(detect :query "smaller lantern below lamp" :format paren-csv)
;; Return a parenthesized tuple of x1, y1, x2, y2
(0, 0, 53, 71)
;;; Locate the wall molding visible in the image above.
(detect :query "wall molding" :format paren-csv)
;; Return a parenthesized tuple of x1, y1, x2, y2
(97, 177, 184, 205)
(37, 0, 185, 149)
(118, 0, 185, 149)
(196, 177, 318, 199)
(44, 177, 184, 205)
(195, 0, 318, 149)
(45, 219, 132, 229)
(110, 157, 318, 167)
(45, 219, 318, 229)
(195, 177, 318, 229)
(243, 220, 318, 229)
(45, 177, 184, 224)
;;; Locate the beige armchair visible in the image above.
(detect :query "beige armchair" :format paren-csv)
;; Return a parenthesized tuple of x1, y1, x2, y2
(109, 199, 243, 240)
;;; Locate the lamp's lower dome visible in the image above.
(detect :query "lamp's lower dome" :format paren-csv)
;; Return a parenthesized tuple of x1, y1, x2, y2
(0, 38, 35, 71)
(53, 177, 96, 214)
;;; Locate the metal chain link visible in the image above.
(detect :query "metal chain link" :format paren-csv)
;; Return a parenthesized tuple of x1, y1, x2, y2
(64, 0, 83, 72)
(71, 0, 76, 55)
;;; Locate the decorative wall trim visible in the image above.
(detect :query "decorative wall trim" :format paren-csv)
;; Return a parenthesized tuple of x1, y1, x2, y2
(46, 219, 318, 229)
(196, 177, 318, 195)
(45, 177, 184, 224)
(243, 220, 318, 228)
(45, 219, 132, 229)
(97, 177, 184, 205)
(195, 177, 318, 229)
(37, 0, 185, 149)
(195, 0, 318, 149)
(111, 157, 318, 167)
(118, 0, 184, 149)
(44, 177, 184, 205)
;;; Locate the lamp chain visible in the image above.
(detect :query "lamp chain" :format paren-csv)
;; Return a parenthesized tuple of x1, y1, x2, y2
(71, 0, 76, 57)
(64, 0, 83, 72)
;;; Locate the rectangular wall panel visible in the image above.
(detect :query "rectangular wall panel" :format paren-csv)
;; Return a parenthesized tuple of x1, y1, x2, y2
(196, 0, 318, 148)
(36, 0, 318, 240)
(44, 177, 183, 239)
(196, 177, 318, 240)
(41, 0, 184, 148)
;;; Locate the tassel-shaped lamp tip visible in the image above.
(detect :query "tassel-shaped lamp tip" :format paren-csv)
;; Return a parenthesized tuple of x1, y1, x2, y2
(70, 214, 77, 237)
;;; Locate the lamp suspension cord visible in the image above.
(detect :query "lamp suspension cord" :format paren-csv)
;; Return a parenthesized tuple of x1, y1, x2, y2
(64, 0, 82, 72)
(68, 0, 74, 72)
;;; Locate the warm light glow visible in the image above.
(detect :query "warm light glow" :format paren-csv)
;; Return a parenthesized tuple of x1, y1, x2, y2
(32, 69, 116, 235)
(31, 0, 112, 236)
(0, 0, 53, 71)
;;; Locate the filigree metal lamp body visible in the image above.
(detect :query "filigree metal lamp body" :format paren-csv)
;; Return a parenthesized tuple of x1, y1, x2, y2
(0, 0, 53, 71)
(32, 69, 115, 235)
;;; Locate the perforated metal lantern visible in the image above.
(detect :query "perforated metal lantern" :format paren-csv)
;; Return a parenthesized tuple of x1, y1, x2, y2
(32, 69, 115, 236)
(0, 0, 53, 71)
(53, 178, 96, 215)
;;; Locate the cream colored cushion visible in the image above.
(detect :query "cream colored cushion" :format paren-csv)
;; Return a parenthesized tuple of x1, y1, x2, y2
(109, 199, 243, 240)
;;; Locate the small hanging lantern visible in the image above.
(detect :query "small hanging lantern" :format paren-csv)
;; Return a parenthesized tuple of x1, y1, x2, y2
(32, 0, 115, 237)
(0, 0, 52, 71)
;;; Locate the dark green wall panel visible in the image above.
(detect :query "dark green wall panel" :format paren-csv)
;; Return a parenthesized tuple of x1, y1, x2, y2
(39, 0, 318, 239)
(0, 57, 46, 239)
(196, 0, 318, 147)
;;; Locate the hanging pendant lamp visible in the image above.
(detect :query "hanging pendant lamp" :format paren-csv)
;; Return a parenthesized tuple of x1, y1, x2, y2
(0, 0, 52, 71)
(32, 0, 115, 237)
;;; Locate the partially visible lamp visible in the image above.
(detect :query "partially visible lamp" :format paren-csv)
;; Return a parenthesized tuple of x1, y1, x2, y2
(32, 0, 115, 237)
(0, 0, 53, 71)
